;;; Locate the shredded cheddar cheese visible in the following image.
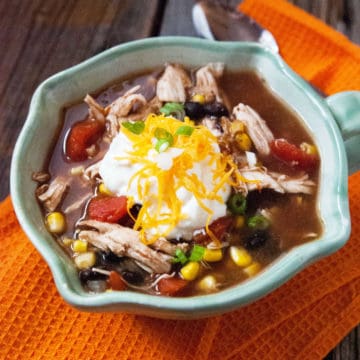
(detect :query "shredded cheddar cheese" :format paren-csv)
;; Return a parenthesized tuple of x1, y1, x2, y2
(116, 114, 245, 244)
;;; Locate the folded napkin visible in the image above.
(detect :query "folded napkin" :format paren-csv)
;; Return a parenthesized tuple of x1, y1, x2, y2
(1, 0, 359, 359)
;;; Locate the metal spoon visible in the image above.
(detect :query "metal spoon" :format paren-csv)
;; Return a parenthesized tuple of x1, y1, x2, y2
(192, 1, 279, 53)
(192, 1, 325, 96)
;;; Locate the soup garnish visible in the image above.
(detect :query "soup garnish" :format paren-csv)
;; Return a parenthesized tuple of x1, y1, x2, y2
(33, 63, 322, 296)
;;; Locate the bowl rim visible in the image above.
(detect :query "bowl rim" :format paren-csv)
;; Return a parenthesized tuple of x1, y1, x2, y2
(10, 36, 351, 317)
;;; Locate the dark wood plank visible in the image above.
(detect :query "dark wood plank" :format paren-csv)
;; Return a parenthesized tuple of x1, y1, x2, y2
(346, 0, 360, 44)
(160, 0, 198, 36)
(288, 0, 360, 44)
(325, 328, 359, 360)
(0, 0, 161, 201)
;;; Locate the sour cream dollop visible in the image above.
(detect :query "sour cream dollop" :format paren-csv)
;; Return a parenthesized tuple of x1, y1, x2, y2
(99, 116, 232, 241)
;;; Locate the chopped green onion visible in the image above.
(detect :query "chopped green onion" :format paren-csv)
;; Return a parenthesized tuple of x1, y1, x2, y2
(173, 249, 188, 265)
(160, 102, 185, 120)
(160, 102, 184, 116)
(247, 215, 270, 230)
(154, 127, 174, 145)
(189, 245, 205, 262)
(172, 245, 205, 265)
(227, 193, 247, 215)
(175, 125, 194, 136)
(155, 139, 171, 153)
(154, 127, 174, 152)
(122, 121, 145, 134)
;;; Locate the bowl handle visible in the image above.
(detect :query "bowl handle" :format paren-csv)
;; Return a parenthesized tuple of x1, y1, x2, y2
(326, 91, 360, 175)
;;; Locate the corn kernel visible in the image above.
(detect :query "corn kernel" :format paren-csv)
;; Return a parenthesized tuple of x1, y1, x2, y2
(203, 248, 223, 262)
(62, 237, 73, 246)
(243, 262, 261, 277)
(234, 215, 245, 229)
(70, 166, 84, 176)
(72, 240, 88, 253)
(46, 212, 66, 234)
(300, 142, 318, 155)
(230, 120, 245, 134)
(191, 93, 206, 104)
(235, 133, 252, 151)
(180, 261, 200, 281)
(74, 251, 96, 269)
(197, 275, 218, 292)
(229, 246, 252, 267)
(98, 183, 112, 196)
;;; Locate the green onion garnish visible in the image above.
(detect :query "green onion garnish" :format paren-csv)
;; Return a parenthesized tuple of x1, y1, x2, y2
(175, 125, 194, 136)
(172, 245, 205, 265)
(160, 102, 184, 116)
(247, 215, 270, 230)
(173, 249, 188, 265)
(227, 193, 247, 215)
(155, 139, 170, 153)
(160, 102, 185, 120)
(154, 127, 174, 145)
(188, 245, 205, 262)
(154, 127, 174, 152)
(122, 121, 145, 134)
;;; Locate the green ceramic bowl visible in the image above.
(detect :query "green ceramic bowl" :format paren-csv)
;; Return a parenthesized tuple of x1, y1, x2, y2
(10, 37, 360, 319)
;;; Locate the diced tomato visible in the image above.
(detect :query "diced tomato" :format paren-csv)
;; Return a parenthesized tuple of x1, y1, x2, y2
(209, 216, 233, 238)
(88, 196, 128, 223)
(270, 138, 318, 170)
(65, 118, 105, 161)
(194, 216, 233, 244)
(108, 271, 126, 291)
(157, 277, 188, 296)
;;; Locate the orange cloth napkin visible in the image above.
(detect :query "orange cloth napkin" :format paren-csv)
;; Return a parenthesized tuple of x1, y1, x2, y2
(1, 0, 360, 359)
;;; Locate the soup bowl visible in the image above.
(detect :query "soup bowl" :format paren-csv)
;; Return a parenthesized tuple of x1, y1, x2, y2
(10, 37, 360, 319)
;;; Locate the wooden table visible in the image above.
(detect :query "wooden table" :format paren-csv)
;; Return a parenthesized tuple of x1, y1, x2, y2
(0, 1, 358, 358)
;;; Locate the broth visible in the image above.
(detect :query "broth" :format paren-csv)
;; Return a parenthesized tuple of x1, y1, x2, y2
(34, 64, 322, 296)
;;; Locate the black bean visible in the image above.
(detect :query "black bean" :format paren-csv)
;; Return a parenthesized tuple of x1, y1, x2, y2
(119, 203, 142, 228)
(184, 101, 206, 119)
(121, 270, 144, 285)
(99, 251, 122, 264)
(244, 230, 269, 250)
(203, 102, 229, 117)
(79, 269, 107, 282)
(130, 203, 142, 217)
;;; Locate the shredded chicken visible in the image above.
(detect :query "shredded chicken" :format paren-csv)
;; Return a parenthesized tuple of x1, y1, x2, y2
(156, 64, 192, 102)
(150, 237, 189, 255)
(271, 172, 316, 194)
(117, 96, 162, 122)
(106, 85, 147, 117)
(84, 94, 106, 123)
(105, 86, 147, 138)
(240, 166, 315, 194)
(77, 220, 172, 274)
(37, 177, 69, 211)
(32, 171, 50, 183)
(193, 62, 225, 103)
(233, 103, 274, 156)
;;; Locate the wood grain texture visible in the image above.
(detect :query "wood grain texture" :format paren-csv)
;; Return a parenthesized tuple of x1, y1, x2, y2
(0, 0, 358, 358)
(288, 0, 360, 44)
(160, 0, 198, 36)
(0, 0, 161, 200)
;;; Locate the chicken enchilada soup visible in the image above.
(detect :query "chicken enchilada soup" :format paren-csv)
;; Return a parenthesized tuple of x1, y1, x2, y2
(33, 63, 322, 296)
